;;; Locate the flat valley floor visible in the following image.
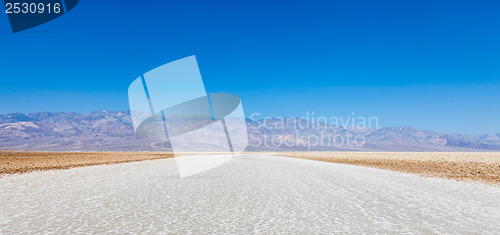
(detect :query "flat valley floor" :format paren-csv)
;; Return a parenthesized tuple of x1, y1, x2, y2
(2, 151, 499, 184)
(1, 153, 499, 233)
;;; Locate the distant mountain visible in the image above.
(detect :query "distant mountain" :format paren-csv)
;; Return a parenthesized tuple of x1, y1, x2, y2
(245, 118, 500, 151)
(0, 111, 499, 151)
(0, 111, 163, 151)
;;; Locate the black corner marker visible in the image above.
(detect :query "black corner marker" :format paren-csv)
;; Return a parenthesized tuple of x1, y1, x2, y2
(3, 0, 79, 33)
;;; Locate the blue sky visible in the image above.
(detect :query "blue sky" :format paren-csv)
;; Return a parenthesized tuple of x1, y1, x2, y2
(0, 0, 499, 134)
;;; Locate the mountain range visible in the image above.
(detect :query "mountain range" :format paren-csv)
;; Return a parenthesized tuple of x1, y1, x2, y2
(1, 111, 499, 151)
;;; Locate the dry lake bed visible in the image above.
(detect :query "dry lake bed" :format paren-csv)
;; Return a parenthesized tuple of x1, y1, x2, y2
(1, 153, 499, 234)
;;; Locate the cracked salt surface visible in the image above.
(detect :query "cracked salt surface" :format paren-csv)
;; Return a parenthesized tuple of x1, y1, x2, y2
(1, 154, 499, 234)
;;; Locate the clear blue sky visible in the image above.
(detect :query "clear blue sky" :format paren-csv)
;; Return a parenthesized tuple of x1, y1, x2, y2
(0, 0, 499, 134)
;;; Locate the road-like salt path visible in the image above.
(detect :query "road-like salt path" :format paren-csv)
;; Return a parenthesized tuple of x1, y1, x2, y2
(1, 154, 499, 234)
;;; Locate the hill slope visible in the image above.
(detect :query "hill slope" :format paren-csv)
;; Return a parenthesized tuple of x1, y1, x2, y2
(0, 111, 498, 151)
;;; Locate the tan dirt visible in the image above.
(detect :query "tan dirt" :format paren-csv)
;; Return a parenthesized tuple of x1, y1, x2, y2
(0, 151, 174, 175)
(276, 152, 500, 184)
(3, 151, 500, 184)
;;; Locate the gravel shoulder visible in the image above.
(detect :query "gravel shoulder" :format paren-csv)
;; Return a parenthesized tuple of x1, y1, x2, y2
(3, 151, 500, 185)
(276, 152, 500, 184)
(0, 151, 174, 175)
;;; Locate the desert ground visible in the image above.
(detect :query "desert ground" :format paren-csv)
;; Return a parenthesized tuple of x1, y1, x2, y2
(276, 152, 500, 184)
(1, 153, 499, 233)
(1, 151, 499, 184)
(0, 151, 174, 175)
